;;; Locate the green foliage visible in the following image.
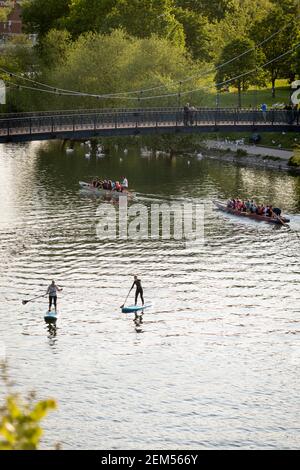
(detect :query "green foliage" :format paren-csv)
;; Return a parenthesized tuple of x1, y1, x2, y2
(288, 155, 300, 167)
(11, 29, 203, 111)
(0, 34, 37, 75)
(98, 0, 185, 47)
(249, 0, 299, 94)
(21, 0, 71, 36)
(0, 363, 56, 450)
(208, 0, 272, 57)
(37, 29, 72, 68)
(64, 0, 115, 37)
(174, 7, 210, 60)
(289, 146, 300, 166)
(175, 0, 235, 22)
(215, 38, 266, 106)
(0, 6, 12, 22)
(23, 0, 185, 47)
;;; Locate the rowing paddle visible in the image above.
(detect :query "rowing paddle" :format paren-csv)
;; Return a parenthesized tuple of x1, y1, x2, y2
(274, 213, 288, 226)
(22, 293, 46, 305)
(120, 288, 131, 309)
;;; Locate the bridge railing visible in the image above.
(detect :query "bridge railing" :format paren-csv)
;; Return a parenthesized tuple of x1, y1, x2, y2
(0, 108, 299, 138)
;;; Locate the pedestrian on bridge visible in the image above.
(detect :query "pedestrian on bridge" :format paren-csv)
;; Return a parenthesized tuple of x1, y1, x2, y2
(183, 103, 190, 126)
(261, 103, 267, 122)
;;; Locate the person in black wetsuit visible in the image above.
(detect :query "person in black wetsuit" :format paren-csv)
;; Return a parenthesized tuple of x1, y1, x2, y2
(130, 276, 144, 306)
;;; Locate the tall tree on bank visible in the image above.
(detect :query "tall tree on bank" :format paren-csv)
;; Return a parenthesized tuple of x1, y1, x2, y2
(175, 0, 235, 21)
(98, 0, 185, 47)
(174, 7, 210, 60)
(215, 38, 265, 108)
(63, 0, 116, 37)
(11, 30, 202, 111)
(250, 0, 299, 97)
(21, 0, 70, 36)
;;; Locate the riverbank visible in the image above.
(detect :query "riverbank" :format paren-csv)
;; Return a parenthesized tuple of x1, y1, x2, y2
(197, 140, 300, 174)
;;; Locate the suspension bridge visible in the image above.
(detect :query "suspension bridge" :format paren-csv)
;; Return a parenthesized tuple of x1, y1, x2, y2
(0, 107, 299, 143)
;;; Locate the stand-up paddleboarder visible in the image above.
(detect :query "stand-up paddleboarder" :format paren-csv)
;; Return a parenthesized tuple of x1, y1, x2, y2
(130, 276, 144, 306)
(46, 280, 63, 312)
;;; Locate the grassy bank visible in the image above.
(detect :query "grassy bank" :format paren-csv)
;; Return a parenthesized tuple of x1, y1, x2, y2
(199, 83, 291, 109)
(195, 131, 299, 151)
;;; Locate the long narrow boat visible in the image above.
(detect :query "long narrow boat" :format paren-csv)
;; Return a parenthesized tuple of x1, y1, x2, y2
(79, 181, 135, 199)
(213, 200, 290, 225)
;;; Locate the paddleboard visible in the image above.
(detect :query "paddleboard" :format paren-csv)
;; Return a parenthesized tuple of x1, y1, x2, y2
(44, 310, 58, 323)
(122, 304, 151, 314)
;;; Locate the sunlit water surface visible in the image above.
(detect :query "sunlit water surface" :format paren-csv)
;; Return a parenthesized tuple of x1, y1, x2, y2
(0, 141, 299, 449)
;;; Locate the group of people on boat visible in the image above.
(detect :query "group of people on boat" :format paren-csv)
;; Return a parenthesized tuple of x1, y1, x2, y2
(91, 176, 128, 192)
(227, 199, 282, 218)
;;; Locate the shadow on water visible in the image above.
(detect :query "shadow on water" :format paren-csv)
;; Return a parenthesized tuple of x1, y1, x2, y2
(45, 319, 57, 344)
(133, 312, 144, 333)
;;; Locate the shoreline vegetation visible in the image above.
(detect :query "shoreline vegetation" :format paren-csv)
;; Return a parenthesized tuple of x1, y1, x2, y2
(0, 1, 298, 113)
(61, 132, 300, 174)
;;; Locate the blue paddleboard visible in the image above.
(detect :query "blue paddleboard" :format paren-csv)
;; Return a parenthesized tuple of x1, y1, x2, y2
(44, 310, 58, 323)
(122, 303, 151, 314)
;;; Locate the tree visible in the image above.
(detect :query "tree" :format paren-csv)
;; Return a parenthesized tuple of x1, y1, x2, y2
(64, 0, 185, 46)
(0, 4, 12, 22)
(250, 0, 299, 97)
(175, 0, 235, 22)
(174, 7, 210, 60)
(17, 30, 202, 111)
(38, 29, 71, 68)
(215, 38, 265, 107)
(0, 34, 38, 75)
(103, 0, 185, 47)
(21, 0, 70, 36)
(207, 0, 272, 56)
(64, 0, 116, 37)
(0, 363, 57, 450)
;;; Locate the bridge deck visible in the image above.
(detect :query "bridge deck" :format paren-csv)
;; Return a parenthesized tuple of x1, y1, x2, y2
(0, 108, 299, 143)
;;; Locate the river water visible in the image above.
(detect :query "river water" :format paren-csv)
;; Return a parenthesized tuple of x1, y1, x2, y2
(0, 141, 299, 450)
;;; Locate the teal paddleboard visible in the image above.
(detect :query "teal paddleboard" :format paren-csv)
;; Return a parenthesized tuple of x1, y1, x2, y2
(44, 310, 57, 323)
(122, 303, 151, 313)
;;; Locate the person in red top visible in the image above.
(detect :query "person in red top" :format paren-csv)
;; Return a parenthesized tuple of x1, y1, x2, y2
(114, 181, 122, 192)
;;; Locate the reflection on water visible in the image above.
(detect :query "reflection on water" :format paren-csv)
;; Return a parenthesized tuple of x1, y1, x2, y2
(0, 141, 299, 450)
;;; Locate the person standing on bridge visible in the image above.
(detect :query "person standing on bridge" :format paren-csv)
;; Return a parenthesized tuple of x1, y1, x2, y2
(261, 103, 267, 122)
(183, 103, 190, 126)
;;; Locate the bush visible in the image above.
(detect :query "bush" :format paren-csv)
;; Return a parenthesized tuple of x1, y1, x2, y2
(0, 363, 57, 450)
(288, 155, 300, 167)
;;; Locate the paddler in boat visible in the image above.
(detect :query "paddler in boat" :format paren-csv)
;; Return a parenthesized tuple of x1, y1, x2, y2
(121, 176, 128, 188)
(95, 178, 102, 188)
(130, 276, 144, 306)
(114, 181, 123, 192)
(46, 280, 63, 312)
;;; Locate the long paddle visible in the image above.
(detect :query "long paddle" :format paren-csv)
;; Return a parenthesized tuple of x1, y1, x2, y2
(120, 288, 132, 309)
(22, 293, 46, 305)
(274, 213, 288, 226)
